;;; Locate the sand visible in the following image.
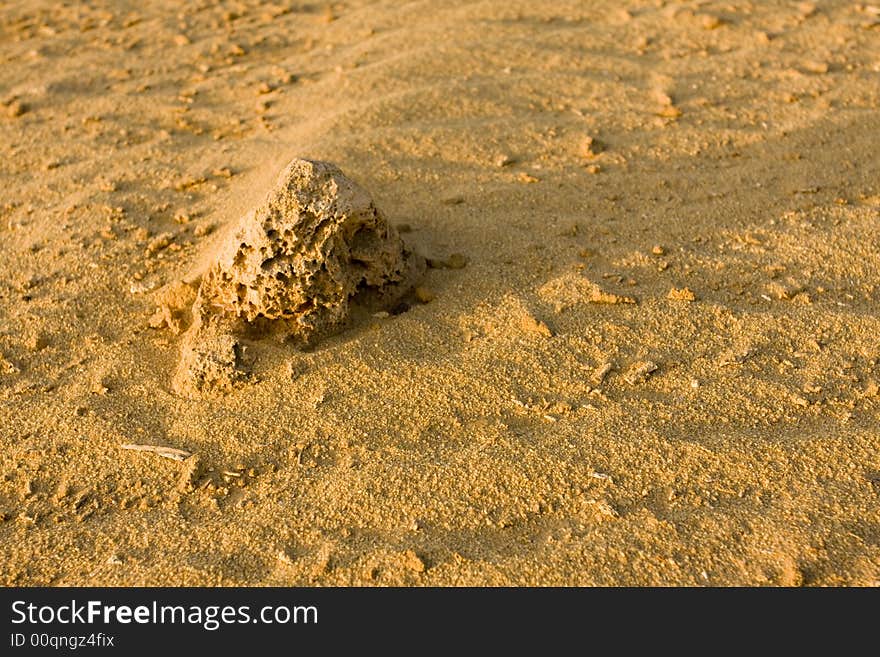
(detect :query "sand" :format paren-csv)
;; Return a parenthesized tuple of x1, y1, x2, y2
(1, 0, 879, 586)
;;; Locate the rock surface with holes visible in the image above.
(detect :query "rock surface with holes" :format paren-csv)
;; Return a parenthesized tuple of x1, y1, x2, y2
(172, 158, 424, 397)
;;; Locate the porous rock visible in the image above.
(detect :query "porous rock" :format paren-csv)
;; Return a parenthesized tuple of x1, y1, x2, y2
(173, 158, 424, 397)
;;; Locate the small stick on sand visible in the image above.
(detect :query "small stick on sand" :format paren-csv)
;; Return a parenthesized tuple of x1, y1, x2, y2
(120, 443, 192, 462)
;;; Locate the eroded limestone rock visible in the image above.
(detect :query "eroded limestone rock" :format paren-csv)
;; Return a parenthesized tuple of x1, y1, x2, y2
(173, 321, 244, 395)
(173, 158, 424, 397)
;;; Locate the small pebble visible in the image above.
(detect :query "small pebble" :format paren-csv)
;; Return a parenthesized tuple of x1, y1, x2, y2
(791, 395, 810, 408)
(701, 14, 723, 29)
(414, 286, 436, 303)
(802, 60, 829, 74)
(7, 100, 28, 117)
(581, 135, 603, 157)
(427, 253, 468, 270)
(146, 233, 174, 254)
(657, 105, 682, 118)
(26, 333, 49, 352)
(667, 287, 697, 302)
(592, 362, 613, 384)
(445, 253, 468, 269)
(797, 2, 817, 17)
(625, 361, 658, 385)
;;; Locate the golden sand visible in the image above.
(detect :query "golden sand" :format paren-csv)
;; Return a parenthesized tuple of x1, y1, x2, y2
(1, 1, 879, 586)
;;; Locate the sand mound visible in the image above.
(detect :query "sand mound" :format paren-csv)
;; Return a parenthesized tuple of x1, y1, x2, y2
(538, 270, 636, 312)
(173, 158, 424, 397)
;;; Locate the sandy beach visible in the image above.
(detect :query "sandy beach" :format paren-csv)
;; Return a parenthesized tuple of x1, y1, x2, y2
(1, 0, 879, 585)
